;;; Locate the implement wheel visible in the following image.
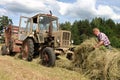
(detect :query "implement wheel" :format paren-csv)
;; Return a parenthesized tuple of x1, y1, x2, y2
(1, 45, 8, 55)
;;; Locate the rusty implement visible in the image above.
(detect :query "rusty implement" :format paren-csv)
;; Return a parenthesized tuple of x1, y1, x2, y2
(1, 25, 22, 55)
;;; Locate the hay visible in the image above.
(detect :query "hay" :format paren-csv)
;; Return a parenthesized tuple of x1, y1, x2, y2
(73, 38, 120, 80)
(55, 38, 120, 80)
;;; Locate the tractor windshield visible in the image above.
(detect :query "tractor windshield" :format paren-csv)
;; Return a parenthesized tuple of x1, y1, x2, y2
(39, 16, 58, 32)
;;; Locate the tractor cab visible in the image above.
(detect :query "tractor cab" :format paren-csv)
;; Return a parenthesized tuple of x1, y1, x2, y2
(19, 14, 58, 43)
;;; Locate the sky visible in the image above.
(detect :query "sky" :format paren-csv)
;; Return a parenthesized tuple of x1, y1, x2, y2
(0, 0, 120, 25)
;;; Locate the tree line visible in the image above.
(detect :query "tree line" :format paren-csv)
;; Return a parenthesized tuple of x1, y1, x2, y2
(60, 17, 120, 48)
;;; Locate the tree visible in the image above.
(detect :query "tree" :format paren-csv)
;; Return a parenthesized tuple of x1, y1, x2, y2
(60, 21, 71, 31)
(105, 19, 115, 29)
(71, 21, 81, 44)
(0, 16, 13, 43)
(0, 16, 13, 31)
(91, 17, 105, 28)
(78, 19, 92, 36)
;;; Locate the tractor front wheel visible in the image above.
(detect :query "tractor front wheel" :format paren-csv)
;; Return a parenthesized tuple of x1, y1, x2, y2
(41, 47, 56, 67)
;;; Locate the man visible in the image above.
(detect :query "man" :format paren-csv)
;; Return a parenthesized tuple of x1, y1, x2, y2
(93, 28, 111, 49)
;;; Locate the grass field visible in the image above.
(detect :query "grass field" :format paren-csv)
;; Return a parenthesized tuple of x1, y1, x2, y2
(0, 55, 89, 80)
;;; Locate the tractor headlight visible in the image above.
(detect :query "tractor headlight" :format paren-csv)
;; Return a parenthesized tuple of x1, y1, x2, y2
(57, 39, 60, 43)
(32, 32, 34, 34)
(71, 40, 74, 44)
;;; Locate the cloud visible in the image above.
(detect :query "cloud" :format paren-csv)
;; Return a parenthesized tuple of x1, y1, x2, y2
(112, 6, 120, 12)
(58, 0, 120, 21)
(58, 0, 97, 19)
(0, 8, 7, 15)
(96, 5, 120, 20)
(0, 0, 48, 14)
(0, 0, 120, 23)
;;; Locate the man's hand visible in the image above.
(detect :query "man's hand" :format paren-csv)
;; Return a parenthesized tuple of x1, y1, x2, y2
(94, 41, 104, 49)
(93, 45, 97, 49)
(93, 45, 96, 48)
(91, 46, 96, 51)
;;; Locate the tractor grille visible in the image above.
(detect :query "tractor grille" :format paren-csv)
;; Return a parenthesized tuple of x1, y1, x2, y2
(62, 32, 70, 47)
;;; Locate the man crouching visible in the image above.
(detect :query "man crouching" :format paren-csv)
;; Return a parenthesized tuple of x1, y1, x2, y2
(93, 28, 111, 49)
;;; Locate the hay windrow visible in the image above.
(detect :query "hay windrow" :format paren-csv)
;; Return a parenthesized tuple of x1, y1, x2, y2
(56, 38, 120, 80)
(73, 38, 120, 80)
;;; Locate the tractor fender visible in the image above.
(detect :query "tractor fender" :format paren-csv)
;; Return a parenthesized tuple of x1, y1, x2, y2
(24, 37, 36, 43)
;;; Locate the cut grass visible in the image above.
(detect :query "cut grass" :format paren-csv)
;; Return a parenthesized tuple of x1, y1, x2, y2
(0, 69, 12, 80)
(15, 58, 89, 80)
(0, 55, 89, 80)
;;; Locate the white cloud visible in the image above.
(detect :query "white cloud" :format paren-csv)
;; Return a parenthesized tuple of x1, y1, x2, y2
(96, 5, 114, 18)
(57, 0, 97, 20)
(0, 0, 120, 23)
(58, 0, 120, 21)
(58, 2, 71, 15)
(0, 8, 7, 16)
(96, 5, 120, 20)
(0, 0, 48, 13)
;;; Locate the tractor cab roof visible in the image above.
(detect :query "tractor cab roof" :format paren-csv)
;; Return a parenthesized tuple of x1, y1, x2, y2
(31, 13, 58, 23)
(32, 13, 58, 20)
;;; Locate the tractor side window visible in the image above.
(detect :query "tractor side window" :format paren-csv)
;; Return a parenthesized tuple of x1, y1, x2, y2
(33, 23, 37, 31)
(52, 20, 58, 31)
(26, 20, 31, 32)
(20, 18, 28, 32)
(19, 17, 30, 40)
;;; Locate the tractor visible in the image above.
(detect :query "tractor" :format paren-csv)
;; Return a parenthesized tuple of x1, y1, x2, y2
(1, 12, 73, 67)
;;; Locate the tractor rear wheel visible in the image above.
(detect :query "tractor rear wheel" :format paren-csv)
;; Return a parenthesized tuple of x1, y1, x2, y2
(1, 45, 8, 55)
(21, 39, 34, 61)
(41, 47, 56, 67)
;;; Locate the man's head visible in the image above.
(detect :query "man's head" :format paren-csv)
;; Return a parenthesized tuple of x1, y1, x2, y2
(93, 28, 100, 36)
